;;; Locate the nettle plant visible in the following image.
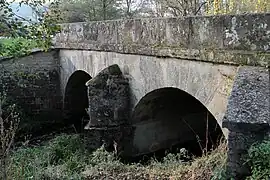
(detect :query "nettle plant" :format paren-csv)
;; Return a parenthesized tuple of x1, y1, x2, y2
(0, 0, 62, 57)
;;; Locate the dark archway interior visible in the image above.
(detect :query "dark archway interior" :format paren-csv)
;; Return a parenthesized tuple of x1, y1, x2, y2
(64, 70, 92, 132)
(131, 87, 223, 160)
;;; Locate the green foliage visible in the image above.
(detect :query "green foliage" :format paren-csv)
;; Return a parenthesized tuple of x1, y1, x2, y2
(0, 0, 62, 58)
(46, 134, 86, 165)
(205, 0, 269, 15)
(8, 134, 88, 179)
(7, 134, 229, 179)
(11, 135, 269, 180)
(0, 38, 38, 57)
(246, 140, 270, 180)
(211, 166, 227, 180)
(90, 144, 118, 165)
(147, 148, 190, 173)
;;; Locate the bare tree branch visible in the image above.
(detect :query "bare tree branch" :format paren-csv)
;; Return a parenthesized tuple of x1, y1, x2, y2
(195, 1, 207, 15)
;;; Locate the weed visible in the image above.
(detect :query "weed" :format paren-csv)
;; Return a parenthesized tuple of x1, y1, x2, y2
(15, 133, 270, 180)
(246, 139, 270, 180)
(0, 93, 20, 180)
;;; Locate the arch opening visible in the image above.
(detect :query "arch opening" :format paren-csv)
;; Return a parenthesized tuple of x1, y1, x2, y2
(131, 87, 224, 159)
(63, 70, 92, 131)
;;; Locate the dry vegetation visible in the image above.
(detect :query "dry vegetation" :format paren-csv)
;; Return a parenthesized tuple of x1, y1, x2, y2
(5, 134, 228, 180)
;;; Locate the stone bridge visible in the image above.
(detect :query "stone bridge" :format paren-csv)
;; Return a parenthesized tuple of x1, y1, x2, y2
(0, 13, 269, 179)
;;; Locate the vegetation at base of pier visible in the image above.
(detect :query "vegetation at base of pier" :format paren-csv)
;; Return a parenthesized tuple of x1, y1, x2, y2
(0, 132, 268, 180)
(1, 92, 270, 180)
(246, 140, 270, 180)
(5, 134, 227, 180)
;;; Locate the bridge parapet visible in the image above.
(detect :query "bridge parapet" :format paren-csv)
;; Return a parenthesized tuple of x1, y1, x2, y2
(54, 13, 270, 67)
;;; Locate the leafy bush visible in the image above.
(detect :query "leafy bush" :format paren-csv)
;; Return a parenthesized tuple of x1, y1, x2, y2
(0, 38, 38, 58)
(246, 140, 270, 180)
(1, 0, 62, 55)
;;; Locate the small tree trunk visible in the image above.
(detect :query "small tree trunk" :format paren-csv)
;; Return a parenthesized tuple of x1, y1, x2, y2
(102, 0, 107, 20)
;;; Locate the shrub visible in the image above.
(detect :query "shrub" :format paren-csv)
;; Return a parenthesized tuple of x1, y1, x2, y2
(246, 140, 270, 180)
(0, 38, 38, 58)
(46, 134, 86, 165)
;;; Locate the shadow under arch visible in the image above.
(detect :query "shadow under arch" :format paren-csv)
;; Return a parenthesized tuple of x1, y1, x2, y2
(131, 87, 224, 157)
(63, 70, 92, 131)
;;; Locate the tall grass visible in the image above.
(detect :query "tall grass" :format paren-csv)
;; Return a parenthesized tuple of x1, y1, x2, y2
(8, 134, 88, 179)
(7, 133, 228, 180)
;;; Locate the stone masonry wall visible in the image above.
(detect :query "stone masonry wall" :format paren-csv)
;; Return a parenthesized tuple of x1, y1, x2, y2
(54, 13, 270, 67)
(0, 50, 63, 139)
(84, 64, 133, 156)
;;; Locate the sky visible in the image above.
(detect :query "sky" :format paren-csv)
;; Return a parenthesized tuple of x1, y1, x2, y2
(8, 1, 48, 22)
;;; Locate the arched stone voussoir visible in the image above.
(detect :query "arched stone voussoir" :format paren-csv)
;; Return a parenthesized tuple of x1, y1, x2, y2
(130, 60, 239, 138)
(130, 87, 225, 156)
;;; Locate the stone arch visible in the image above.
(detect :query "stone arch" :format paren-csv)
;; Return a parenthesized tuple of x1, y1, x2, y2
(63, 70, 92, 131)
(130, 87, 224, 156)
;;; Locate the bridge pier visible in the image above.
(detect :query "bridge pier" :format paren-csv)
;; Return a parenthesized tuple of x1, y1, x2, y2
(83, 64, 133, 155)
(223, 66, 270, 179)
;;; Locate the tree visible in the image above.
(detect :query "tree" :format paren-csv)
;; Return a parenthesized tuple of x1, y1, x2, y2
(143, 0, 269, 17)
(119, 0, 152, 18)
(0, 0, 62, 54)
(205, 0, 269, 15)
(56, 0, 124, 23)
(137, 0, 207, 17)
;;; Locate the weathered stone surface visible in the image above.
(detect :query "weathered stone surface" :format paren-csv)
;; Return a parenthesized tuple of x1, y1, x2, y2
(222, 66, 270, 179)
(84, 125, 134, 155)
(0, 50, 63, 138)
(59, 50, 238, 137)
(85, 64, 130, 128)
(223, 66, 270, 129)
(84, 64, 132, 154)
(54, 13, 270, 66)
